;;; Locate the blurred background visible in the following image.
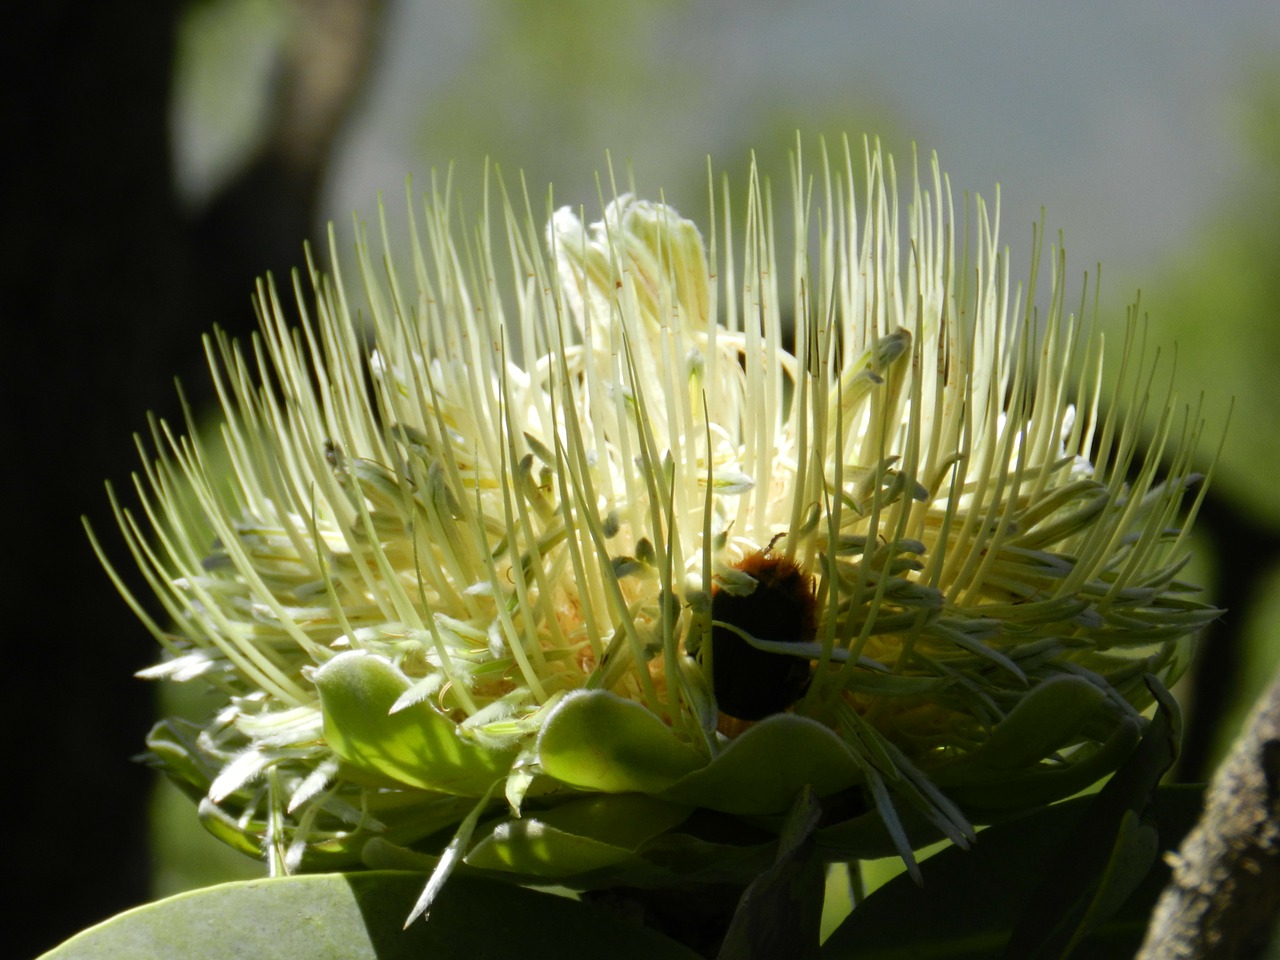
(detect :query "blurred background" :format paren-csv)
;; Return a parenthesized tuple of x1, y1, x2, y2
(9, 1, 1280, 954)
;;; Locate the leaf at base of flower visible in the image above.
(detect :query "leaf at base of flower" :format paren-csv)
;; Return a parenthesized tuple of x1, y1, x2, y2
(315, 651, 517, 796)
(464, 793, 693, 878)
(820, 786, 1202, 960)
(823, 683, 1192, 960)
(536, 689, 705, 793)
(659, 714, 862, 815)
(718, 787, 825, 960)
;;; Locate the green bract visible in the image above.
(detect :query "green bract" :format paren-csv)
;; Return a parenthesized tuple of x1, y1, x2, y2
(94, 140, 1216, 897)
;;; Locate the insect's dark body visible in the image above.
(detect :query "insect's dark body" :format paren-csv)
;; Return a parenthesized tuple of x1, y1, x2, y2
(708, 551, 817, 721)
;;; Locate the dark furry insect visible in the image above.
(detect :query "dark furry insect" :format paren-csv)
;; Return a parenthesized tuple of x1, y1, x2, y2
(707, 544, 817, 721)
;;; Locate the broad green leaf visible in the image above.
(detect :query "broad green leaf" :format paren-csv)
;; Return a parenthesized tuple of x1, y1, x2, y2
(950, 675, 1109, 772)
(820, 785, 1203, 960)
(368, 809, 777, 892)
(937, 717, 1143, 817)
(927, 674, 1145, 817)
(521, 793, 692, 847)
(537, 690, 705, 793)
(719, 788, 825, 960)
(315, 651, 516, 796)
(625, 829, 778, 887)
(39, 871, 702, 960)
(1086, 811, 1161, 933)
(811, 681, 1164, 862)
(996, 676, 1182, 959)
(468, 821, 643, 878)
(660, 714, 862, 815)
(508, 827, 781, 892)
(466, 794, 692, 877)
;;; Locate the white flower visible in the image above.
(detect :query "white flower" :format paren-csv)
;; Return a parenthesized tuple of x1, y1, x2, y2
(92, 139, 1215, 890)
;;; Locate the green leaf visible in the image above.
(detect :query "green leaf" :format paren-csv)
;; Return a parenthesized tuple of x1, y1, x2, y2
(465, 793, 693, 878)
(995, 675, 1183, 959)
(314, 651, 516, 796)
(523, 826, 780, 892)
(937, 717, 1144, 817)
(660, 714, 862, 815)
(824, 683, 1192, 960)
(537, 690, 705, 793)
(820, 785, 1203, 960)
(719, 787, 826, 960)
(948, 675, 1109, 772)
(39, 872, 703, 960)
(371, 806, 778, 892)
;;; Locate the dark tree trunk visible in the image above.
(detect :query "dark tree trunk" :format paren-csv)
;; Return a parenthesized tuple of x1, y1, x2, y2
(5, 8, 185, 957)
(3, 4, 381, 955)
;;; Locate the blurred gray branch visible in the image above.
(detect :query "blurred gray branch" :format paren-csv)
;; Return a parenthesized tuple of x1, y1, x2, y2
(190, 0, 385, 383)
(1139, 664, 1280, 959)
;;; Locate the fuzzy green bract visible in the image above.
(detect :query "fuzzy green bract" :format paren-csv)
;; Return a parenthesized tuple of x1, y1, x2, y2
(93, 138, 1216, 899)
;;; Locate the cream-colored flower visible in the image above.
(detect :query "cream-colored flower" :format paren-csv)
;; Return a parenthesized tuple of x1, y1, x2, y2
(92, 140, 1215, 893)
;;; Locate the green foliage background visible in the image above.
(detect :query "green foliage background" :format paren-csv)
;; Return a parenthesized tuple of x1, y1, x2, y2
(1137, 74, 1280, 767)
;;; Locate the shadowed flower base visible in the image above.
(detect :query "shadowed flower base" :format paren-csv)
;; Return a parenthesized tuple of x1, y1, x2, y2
(94, 139, 1217, 936)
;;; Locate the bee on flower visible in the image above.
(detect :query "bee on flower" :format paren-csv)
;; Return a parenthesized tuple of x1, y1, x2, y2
(91, 139, 1217, 903)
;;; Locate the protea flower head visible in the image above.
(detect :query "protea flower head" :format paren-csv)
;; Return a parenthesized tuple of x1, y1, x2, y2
(92, 139, 1216, 902)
